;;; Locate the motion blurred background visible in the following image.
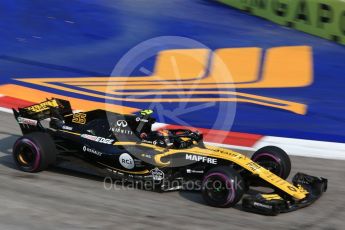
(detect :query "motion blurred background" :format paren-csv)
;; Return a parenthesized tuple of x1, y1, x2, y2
(0, 0, 344, 229)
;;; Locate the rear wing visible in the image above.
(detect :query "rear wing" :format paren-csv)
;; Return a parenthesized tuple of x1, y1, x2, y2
(13, 98, 73, 134)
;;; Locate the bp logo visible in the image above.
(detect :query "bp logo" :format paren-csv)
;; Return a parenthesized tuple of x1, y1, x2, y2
(119, 153, 135, 169)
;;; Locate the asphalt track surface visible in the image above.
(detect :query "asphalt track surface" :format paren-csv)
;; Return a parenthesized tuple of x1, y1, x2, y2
(0, 111, 344, 230)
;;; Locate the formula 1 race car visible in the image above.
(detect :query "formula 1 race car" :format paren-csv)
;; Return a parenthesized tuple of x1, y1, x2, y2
(12, 98, 327, 215)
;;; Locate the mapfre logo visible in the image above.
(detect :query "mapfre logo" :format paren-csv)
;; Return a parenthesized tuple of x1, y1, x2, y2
(16, 46, 313, 115)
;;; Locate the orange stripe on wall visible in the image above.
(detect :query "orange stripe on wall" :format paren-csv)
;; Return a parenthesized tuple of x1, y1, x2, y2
(0, 84, 139, 114)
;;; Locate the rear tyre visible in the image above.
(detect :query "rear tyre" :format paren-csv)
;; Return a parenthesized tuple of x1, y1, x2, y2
(251, 146, 291, 179)
(202, 166, 244, 208)
(12, 132, 57, 173)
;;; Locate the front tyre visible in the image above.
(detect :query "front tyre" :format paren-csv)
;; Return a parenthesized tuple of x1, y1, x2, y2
(202, 166, 244, 208)
(251, 146, 291, 179)
(12, 132, 57, 173)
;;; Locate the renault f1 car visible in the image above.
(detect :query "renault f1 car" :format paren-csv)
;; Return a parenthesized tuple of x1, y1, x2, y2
(12, 98, 327, 215)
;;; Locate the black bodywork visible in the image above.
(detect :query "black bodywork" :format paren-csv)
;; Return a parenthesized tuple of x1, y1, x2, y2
(12, 98, 328, 215)
(13, 98, 210, 185)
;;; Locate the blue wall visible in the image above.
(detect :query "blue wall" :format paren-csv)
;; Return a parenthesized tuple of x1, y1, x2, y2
(1, 0, 345, 142)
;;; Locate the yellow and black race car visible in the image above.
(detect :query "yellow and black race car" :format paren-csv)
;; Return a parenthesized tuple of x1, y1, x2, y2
(12, 98, 327, 215)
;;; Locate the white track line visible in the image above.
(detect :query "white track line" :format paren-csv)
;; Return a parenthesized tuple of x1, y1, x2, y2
(206, 139, 345, 160)
(153, 122, 345, 160)
(254, 136, 345, 160)
(152, 122, 169, 131)
(204, 142, 254, 152)
(0, 107, 13, 114)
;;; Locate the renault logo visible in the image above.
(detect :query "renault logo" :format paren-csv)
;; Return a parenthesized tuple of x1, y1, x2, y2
(116, 120, 128, 127)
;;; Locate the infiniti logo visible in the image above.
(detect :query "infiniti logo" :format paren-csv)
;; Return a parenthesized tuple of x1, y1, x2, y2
(116, 120, 128, 127)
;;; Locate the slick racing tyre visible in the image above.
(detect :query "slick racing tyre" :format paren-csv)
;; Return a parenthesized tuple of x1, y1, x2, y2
(251, 146, 291, 179)
(202, 166, 244, 208)
(12, 132, 57, 173)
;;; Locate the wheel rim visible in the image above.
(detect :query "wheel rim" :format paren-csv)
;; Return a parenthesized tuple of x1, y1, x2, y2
(18, 146, 35, 166)
(252, 153, 283, 177)
(14, 139, 40, 171)
(203, 173, 234, 206)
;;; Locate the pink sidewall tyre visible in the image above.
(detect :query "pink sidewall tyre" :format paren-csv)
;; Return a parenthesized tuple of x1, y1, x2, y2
(202, 166, 244, 208)
(251, 146, 291, 179)
(12, 132, 57, 173)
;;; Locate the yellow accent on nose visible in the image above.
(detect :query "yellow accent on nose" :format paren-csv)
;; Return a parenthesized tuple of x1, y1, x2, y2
(261, 194, 283, 200)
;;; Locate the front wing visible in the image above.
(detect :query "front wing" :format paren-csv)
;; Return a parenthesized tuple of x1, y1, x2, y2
(242, 173, 328, 215)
